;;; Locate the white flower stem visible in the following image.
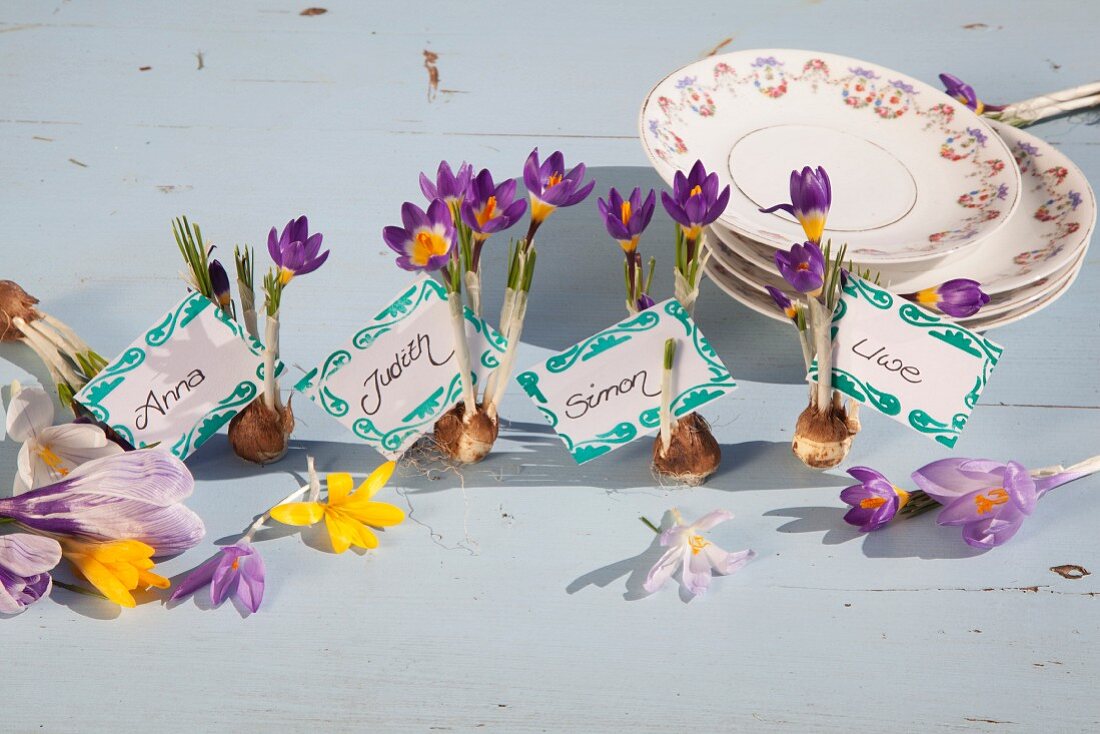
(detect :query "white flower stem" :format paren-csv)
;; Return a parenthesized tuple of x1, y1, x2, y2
(1006, 81, 1100, 110)
(464, 270, 482, 319)
(658, 338, 675, 457)
(242, 484, 310, 543)
(486, 291, 528, 418)
(13, 317, 82, 388)
(447, 291, 478, 417)
(39, 313, 93, 356)
(307, 454, 321, 501)
(237, 279, 259, 341)
(807, 296, 833, 409)
(1000, 92, 1100, 125)
(263, 311, 281, 411)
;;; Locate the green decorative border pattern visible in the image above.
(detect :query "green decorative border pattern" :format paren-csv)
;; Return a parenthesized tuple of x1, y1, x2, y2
(517, 299, 736, 464)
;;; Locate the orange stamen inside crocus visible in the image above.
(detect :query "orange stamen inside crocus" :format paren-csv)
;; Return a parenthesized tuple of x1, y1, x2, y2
(688, 534, 710, 555)
(974, 487, 1010, 515)
(860, 496, 887, 510)
(476, 196, 497, 227)
(546, 172, 563, 188)
(231, 558, 240, 571)
(411, 229, 449, 266)
(36, 446, 69, 476)
(689, 185, 702, 197)
(620, 200, 632, 225)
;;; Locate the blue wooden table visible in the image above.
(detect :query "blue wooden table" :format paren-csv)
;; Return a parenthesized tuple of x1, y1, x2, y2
(3, 1, 1098, 730)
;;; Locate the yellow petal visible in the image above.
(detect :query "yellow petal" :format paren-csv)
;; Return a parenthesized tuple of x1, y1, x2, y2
(326, 472, 354, 505)
(70, 556, 136, 607)
(353, 461, 396, 501)
(339, 513, 379, 550)
(270, 501, 325, 526)
(324, 511, 353, 554)
(105, 561, 140, 590)
(138, 570, 170, 589)
(342, 501, 405, 528)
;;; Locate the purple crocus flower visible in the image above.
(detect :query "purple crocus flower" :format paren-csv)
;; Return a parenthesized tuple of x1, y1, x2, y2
(938, 73, 1005, 115)
(597, 187, 657, 253)
(208, 259, 232, 310)
(635, 292, 656, 311)
(759, 166, 831, 244)
(660, 160, 731, 240)
(764, 285, 799, 323)
(523, 148, 596, 224)
(419, 161, 474, 205)
(459, 169, 528, 241)
(0, 533, 61, 614)
(907, 279, 991, 318)
(268, 215, 330, 284)
(774, 241, 825, 294)
(840, 467, 911, 532)
(911, 457, 1100, 549)
(383, 199, 455, 272)
(170, 540, 265, 613)
(0, 450, 205, 556)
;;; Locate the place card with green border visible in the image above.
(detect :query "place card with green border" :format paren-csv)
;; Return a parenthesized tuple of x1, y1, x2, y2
(294, 276, 507, 459)
(75, 292, 282, 459)
(516, 299, 736, 464)
(810, 276, 1002, 448)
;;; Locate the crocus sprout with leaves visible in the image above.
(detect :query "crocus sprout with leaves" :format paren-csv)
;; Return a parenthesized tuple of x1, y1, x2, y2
(641, 509, 754, 598)
(838, 454, 1100, 550)
(383, 149, 592, 464)
(660, 160, 731, 316)
(0, 280, 108, 407)
(939, 72, 1100, 127)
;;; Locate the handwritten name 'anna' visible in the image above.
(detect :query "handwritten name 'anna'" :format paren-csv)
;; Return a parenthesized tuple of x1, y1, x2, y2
(361, 333, 453, 415)
(565, 370, 661, 419)
(134, 369, 206, 430)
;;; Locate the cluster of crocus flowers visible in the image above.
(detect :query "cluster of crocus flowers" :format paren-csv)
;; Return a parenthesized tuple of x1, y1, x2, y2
(0, 450, 204, 612)
(382, 150, 593, 462)
(839, 454, 1100, 549)
(642, 509, 754, 598)
(660, 160, 731, 316)
(0, 280, 108, 406)
(597, 187, 658, 314)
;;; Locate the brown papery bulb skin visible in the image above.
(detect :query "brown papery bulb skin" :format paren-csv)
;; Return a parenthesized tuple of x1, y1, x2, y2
(227, 397, 295, 465)
(0, 280, 41, 342)
(791, 402, 858, 470)
(434, 402, 499, 464)
(652, 412, 721, 486)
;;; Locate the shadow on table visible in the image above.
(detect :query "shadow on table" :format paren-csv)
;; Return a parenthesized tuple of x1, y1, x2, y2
(565, 510, 671, 602)
(765, 504, 986, 560)
(473, 165, 807, 386)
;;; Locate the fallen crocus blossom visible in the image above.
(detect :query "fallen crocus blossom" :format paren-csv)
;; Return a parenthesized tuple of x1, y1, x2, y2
(643, 509, 754, 597)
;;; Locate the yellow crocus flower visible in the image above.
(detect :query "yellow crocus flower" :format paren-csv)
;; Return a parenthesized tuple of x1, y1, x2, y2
(63, 539, 170, 608)
(270, 462, 405, 554)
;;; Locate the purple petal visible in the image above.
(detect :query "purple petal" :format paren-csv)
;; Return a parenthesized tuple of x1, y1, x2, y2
(169, 551, 224, 601)
(235, 550, 265, 613)
(1003, 461, 1037, 515)
(911, 457, 1003, 504)
(0, 533, 62, 576)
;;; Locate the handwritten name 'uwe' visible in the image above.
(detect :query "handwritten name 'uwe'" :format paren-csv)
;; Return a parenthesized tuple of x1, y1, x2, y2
(565, 370, 662, 419)
(850, 338, 923, 384)
(361, 333, 453, 415)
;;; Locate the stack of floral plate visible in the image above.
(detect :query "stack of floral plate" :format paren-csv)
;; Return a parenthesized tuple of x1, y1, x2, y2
(639, 49, 1095, 329)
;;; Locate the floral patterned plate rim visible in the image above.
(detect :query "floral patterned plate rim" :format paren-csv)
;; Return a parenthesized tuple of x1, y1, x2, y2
(708, 120, 1096, 296)
(639, 49, 1021, 264)
(705, 245, 1086, 332)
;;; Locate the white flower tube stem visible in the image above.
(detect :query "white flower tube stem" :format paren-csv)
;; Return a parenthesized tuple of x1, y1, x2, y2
(263, 311, 280, 411)
(464, 270, 482, 319)
(658, 338, 675, 457)
(238, 279, 259, 341)
(1006, 81, 1100, 111)
(1000, 92, 1100, 125)
(807, 296, 833, 409)
(13, 317, 82, 389)
(485, 290, 528, 419)
(242, 483, 310, 543)
(39, 313, 93, 356)
(447, 291, 478, 418)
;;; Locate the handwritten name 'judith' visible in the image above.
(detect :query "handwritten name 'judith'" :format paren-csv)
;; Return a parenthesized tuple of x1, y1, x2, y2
(361, 333, 453, 415)
(565, 370, 661, 419)
(134, 369, 206, 430)
(850, 338, 922, 384)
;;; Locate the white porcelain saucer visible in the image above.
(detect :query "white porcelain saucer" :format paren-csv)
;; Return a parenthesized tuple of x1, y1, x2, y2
(705, 246, 1086, 331)
(709, 120, 1096, 296)
(708, 226, 1083, 319)
(640, 49, 1021, 264)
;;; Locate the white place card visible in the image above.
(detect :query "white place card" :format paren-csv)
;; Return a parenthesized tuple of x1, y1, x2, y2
(811, 277, 1002, 448)
(75, 292, 281, 458)
(516, 299, 736, 464)
(295, 276, 506, 459)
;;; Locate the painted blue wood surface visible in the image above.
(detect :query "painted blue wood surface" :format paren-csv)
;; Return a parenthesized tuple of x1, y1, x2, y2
(2, 1, 1098, 730)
